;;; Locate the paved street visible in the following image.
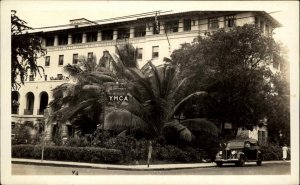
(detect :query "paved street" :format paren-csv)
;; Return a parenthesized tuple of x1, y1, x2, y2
(12, 162, 290, 175)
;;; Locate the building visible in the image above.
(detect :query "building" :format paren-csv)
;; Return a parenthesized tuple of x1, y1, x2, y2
(11, 11, 281, 142)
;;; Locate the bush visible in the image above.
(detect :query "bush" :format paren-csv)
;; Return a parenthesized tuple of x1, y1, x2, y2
(154, 145, 206, 163)
(12, 145, 122, 164)
(65, 136, 91, 147)
(260, 143, 290, 161)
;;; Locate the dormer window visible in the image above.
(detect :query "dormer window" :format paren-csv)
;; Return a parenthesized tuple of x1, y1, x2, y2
(134, 26, 146, 37)
(45, 37, 54, 46)
(225, 15, 236, 28)
(165, 20, 179, 33)
(58, 35, 68, 45)
(117, 28, 130, 39)
(72, 33, 82, 44)
(86, 31, 97, 42)
(208, 17, 219, 30)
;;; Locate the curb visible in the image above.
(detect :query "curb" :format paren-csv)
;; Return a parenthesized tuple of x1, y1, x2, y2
(12, 159, 216, 171)
(12, 159, 290, 171)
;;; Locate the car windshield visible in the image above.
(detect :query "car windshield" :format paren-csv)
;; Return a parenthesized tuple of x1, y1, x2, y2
(227, 141, 244, 148)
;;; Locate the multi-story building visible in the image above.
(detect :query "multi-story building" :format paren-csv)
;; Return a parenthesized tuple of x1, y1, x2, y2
(11, 11, 281, 142)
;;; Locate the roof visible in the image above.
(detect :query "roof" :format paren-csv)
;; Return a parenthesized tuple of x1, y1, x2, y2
(26, 11, 282, 35)
(229, 138, 258, 143)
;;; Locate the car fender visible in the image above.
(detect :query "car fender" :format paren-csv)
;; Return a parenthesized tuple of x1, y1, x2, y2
(237, 151, 245, 159)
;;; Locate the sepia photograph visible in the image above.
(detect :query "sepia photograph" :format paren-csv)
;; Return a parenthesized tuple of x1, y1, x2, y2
(1, 1, 299, 184)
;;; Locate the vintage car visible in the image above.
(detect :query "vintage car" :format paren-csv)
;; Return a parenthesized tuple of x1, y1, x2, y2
(215, 139, 262, 167)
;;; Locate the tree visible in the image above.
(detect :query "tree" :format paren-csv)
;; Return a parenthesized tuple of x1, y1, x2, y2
(105, 62, 220, 141)
(11, 10, 46, 90)
(48, 43, 139, 135)
(170, 24, 283, 131)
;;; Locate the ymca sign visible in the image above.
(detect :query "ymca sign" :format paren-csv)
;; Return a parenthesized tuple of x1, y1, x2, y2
(109, 95, 129, 102)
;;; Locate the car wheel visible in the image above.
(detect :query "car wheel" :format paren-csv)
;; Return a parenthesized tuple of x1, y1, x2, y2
(238, 158, 245, 167)
(216, 162, 223, 167)
(257, 156, 262, 166)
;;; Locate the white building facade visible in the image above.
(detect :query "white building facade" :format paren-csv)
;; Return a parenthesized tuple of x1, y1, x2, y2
(11, 11, 281, 141)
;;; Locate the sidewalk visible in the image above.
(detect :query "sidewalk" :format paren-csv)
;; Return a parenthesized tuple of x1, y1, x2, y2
(12, 158, 290, 171)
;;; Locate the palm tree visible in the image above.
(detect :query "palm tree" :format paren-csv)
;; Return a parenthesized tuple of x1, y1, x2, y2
(48, 43, 139, 136)
(105, 61, 220, 159)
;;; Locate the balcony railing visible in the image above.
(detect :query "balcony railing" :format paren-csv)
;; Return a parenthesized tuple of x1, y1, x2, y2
(24, 109, 33, 115)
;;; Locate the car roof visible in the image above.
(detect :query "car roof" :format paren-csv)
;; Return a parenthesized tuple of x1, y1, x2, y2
(228, 138, 258, 143)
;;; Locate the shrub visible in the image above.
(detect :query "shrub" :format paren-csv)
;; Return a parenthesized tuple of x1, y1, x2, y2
(260, 143, 290, 161)
(12, 145, 122, 164)
(65, 136, 91, 147)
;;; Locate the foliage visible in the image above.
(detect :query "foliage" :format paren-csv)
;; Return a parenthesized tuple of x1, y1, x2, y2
(260, 143, 290, 161)
(64, 136, 91, 147)
(170, 24, 285, 130)
(12, 145, 123, 163)
(105, 62, 220, 142)
(11, 10, 46, 90)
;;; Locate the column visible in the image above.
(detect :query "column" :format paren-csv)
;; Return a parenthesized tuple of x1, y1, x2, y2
(82, 33, 87, 43)
(68, 34, 72, 45)
(41, 37, 46, 47)
(113, 29, 118, 40)
(97, 30, 102, 41)
(178, 19, 183, 32)
(160, 21, 164, 34)
(33, 93, 40, 116)
(54, 35, 58, 46)
(18, 93, 26, 116)
(130, 27, 134, 38)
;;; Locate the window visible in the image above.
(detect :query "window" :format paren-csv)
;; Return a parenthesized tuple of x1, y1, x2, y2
(165, 20, 179, 33)
(117, 28, 130, 39)
(29, 75, 34, 81)
(153, 22, 160, 34)
(137, 48, 143, 59)
(45, 56, 50, 66)
(87, 52, 93, 61)
(152, 46, 159, 58)
(102, 29, 113, 40)
(72, 33, 82, 44)
(58, 55, 64, 65)
(45, 75, 47, 81)
(134, 26, 146, 37)
(225, 15, 236, 28)
(87, 31, 98, 42)
(58, 35, 68, 45)
(73, 54, 78, 64)
(45, 37, 54, 46)
(183, 19, 191, 31)
(208, 17, 219, 29)
(57, 74, 63, 80)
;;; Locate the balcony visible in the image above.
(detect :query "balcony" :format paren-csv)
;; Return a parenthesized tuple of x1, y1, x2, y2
(24, 109, 33, 115)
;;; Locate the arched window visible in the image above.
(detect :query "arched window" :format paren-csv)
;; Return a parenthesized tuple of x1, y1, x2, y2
(12, 91, 20, 114)
(25, 92, 34, 115)
(39, 92, 49, 115)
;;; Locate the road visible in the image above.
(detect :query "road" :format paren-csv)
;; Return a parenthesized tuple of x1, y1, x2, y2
(12, 162, 290, 175)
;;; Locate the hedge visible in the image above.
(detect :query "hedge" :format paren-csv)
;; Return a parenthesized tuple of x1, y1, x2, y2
(12, 145, 122, 164)
(260, 144, 290, 161)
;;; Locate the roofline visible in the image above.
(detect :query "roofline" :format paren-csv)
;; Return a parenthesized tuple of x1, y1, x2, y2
(25, 10, 282, 35)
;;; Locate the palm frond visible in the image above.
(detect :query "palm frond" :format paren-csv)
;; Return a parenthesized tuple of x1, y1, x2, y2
(104, 109, 148, 133)
(168, 91, 208, 120)
(163, 121, 193, 142)
(180, 118, 220, 136)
